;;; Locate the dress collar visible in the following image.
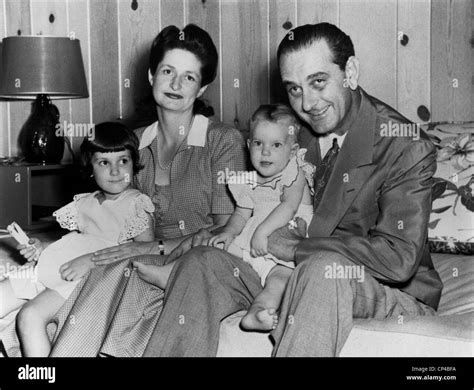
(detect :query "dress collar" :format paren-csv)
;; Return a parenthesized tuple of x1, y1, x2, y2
(138, 114, 209, 150)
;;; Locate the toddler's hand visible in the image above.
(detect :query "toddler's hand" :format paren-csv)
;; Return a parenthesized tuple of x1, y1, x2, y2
(208, 231, 235, 251)
(17, 238, 43, 262)
(60, 254, 94, 281)
(250, 230, 268, 257)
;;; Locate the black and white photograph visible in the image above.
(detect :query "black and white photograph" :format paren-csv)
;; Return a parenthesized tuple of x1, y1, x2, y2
(0, 0, 472, 386)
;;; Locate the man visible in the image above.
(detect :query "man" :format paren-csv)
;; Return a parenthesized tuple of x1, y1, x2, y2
(143, 23, 442, 357)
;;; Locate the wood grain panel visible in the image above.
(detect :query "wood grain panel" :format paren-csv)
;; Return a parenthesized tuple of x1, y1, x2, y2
(31, 0, 71, 162)
(0, 0, 9, 156)
(119, 0, 160, 121)
(67, 0, 92, 158)
(431, 0, 473, 121)
(161, 0, 185, 29)
(89, 0, 120, 124)
(187, 0, 221, 119)
(297, 0, 338, 26)
(269, 0, 296, 103)
(339, 0, 397, 110)
(5, 0, 31, 157)
(221, 0, 269, 133)
(397, 0, 431, 123)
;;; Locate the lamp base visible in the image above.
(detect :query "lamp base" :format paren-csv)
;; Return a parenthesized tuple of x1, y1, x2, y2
(19, 94, 64, 164)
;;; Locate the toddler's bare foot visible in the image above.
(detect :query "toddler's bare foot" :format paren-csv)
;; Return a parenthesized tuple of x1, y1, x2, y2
(132, 261, 174, 289)
(240, 306, 278, 331)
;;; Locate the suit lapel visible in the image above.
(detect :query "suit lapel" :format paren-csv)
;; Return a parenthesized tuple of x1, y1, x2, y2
(308, 89, 378, 237)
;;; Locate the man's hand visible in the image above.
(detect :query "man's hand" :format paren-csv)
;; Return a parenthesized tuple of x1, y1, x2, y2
(167, 228, 215, 262)
(267, 217, 307, 262)
(91, 242, 154, 266)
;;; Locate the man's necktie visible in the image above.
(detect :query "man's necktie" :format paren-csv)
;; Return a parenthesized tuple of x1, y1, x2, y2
(313, 137, 340, 210)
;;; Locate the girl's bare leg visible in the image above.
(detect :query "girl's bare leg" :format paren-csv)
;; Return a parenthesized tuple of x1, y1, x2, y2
(240, 265, 293, 331)
(132, 260, 175, 290)
(16, 288, 65, 357)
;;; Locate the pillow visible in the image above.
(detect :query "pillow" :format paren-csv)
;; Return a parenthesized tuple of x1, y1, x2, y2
(423, 122, 474, 255)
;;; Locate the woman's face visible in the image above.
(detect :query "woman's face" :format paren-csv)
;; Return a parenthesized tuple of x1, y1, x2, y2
(150, 48, 208, 114)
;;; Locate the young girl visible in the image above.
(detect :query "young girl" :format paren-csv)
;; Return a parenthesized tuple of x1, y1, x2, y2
(0, 122, 155, 356)
(209, 104, 315, 331)
(138, 104, 315, 332)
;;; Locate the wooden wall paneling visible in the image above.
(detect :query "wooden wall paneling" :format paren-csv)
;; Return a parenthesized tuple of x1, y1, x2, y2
(0, 0, 9, 157)
(67, 0, 92, 158)
(339, 0, 397, 110)
(187, 0, 221, 120)
(161, 0, 185, 29)
(269, 0, 296, 104)
(118, 0, 160, 122)
(297, 0, 338, 26)
(31, 0, 72, 162)
(89, 0, 120, 124)
(431, 0, 473, 122)
(397, 0, 431, 123)
(221, 0, 269, 134)
(5, 0, 31, 157)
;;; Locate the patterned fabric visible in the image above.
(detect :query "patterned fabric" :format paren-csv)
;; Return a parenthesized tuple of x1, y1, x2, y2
(0, 118, 246, 357)
(312, 138, 340, 210)
(423, 122, 474, 255)
(133, 115, 247, 238)
(8, 189, 155, 300)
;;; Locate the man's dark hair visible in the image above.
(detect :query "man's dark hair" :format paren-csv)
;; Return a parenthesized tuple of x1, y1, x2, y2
(277, 23, 355, 71)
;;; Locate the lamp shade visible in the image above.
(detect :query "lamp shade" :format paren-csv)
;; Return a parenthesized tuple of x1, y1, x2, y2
(0, 36, 88, 99)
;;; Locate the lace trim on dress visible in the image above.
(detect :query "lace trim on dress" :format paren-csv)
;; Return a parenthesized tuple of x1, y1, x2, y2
(52, 193, 90, 231)
(118, 194, 155, 243)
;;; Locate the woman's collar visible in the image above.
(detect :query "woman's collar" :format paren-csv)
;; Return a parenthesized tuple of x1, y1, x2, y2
(138, 114, 209, 150)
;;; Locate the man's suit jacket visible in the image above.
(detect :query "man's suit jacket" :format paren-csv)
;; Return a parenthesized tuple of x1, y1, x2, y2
(297, 88, 443, 309)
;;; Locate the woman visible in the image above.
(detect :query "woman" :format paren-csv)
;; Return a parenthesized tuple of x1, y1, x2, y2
(2, 24, 246, 357)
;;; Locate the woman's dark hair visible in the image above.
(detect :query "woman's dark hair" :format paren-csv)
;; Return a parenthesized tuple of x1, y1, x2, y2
(277, 23, 354, 71)
(149, 24, 218, 117)
(80, 122, 143, 176)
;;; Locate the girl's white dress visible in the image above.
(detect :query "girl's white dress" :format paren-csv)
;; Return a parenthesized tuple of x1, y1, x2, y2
(227, 149, 315, 285)
(8, 188, 154, 300)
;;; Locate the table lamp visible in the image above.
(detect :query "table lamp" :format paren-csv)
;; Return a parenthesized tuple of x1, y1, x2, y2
(0, 36, 89, 164)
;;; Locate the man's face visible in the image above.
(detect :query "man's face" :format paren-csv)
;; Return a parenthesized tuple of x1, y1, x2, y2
(280, 40, 352, 135)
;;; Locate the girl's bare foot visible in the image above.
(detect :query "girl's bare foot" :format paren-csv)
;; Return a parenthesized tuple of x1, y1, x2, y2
(240, 306, 278, 332)
(132, 262, 174, 289)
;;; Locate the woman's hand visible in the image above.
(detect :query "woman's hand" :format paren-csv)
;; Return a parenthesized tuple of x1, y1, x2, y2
(91, 241, 154, 266)
(208, 230, 235, 251)
(60, 254, 94, 281)
(17, 238, 43, 262)
(167, 228, 215, 262)
(250, 229, 268, 257)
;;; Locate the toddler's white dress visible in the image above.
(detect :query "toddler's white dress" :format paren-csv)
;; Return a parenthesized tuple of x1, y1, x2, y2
(8, 188, 154, 300)
(227, 149, 315, 285)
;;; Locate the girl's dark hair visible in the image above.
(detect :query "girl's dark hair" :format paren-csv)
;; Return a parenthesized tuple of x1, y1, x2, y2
(149, 24, 218, 117)
(80, 122, 143, 176)
(277, 23, 355, 71)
